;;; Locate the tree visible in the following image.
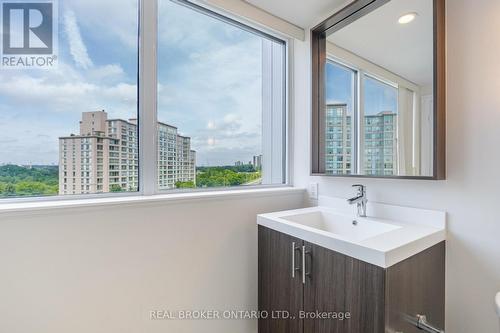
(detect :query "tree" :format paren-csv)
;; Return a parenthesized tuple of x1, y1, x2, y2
(175, 181, 196, 189)
(110, 184, 124, 192)
(0, 165, 58, 197)
(195, 167, 261, 188)
(5, 183, 16, 196)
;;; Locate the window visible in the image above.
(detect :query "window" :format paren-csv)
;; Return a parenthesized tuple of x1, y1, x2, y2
(0, 0, 139, 199)
(325, 60, 399, 176)
(0, 0, 287, 201)
(157, 0, 286, 191)
(363, 76, 398, 176)
(325, 61, 355, 175)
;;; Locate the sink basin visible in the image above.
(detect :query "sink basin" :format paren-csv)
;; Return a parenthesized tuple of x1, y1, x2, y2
(257, 197, 446, 268)
(281, 210, 401, 242)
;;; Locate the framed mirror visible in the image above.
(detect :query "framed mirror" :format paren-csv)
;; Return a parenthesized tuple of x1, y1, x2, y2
(311, 0, 445, 179)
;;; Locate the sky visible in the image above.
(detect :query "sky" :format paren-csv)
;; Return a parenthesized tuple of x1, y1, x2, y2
(326, 61, 398, 116)
(0, 0, 264, 166)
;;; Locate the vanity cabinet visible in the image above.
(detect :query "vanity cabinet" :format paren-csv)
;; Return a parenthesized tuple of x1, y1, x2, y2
(258, 227, 303, 333)
(258, 226, 445, 333)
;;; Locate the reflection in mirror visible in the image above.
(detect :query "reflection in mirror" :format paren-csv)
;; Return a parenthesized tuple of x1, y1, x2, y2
(325, 0, 434, 177)
(325, 61, 355, 175)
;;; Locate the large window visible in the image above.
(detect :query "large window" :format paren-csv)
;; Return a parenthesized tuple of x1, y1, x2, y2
(0, 0, 287, 200)
(0, 0, 139, 198)
(157, 0, 286, 191)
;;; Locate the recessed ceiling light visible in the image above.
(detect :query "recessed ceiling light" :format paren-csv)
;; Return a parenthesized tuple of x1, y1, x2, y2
(398, 12, 417, 24)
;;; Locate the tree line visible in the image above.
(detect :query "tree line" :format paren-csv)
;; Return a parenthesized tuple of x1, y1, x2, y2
(0, 165, 58, 197)
(0, 164, 262, 197)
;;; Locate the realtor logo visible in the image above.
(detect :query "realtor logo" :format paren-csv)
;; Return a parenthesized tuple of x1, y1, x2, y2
(1, 0, 58, 68)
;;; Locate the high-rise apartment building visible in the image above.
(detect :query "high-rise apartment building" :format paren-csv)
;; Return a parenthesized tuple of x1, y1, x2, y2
(252, 155, 262, 170)
(325, 104, 397, 176)
(176, 135, 196, 183)
(59, 111, 196, 195)
(157, 121, 179, 189)
(325, 104, 352, 174)
(364, 111, 397, 176)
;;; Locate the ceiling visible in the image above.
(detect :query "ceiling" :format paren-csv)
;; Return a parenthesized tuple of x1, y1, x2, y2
(244, 0, 350, 28)
(327, 0, 433, 87)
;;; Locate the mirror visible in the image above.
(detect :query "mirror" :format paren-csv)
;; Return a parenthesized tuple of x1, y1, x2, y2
(311, 0, 445, 179)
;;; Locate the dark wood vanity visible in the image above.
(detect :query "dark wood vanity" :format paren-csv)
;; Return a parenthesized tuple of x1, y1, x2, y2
(258, 0, 448, 330)
(258, 226, 445, 333)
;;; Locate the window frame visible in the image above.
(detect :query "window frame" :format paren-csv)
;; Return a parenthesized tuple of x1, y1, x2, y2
(0, 0, 291, 204)
(331, 37, 438, 179)
(311, 0, 446, 180)
(360, 73, 399, 176)
(325, 59, 358, 175)
(326, 57, 401, 176)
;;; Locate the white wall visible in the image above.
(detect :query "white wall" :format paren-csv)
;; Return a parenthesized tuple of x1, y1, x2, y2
(2, 1, 500, 332)
(0, 190, 305, 333)
(293, 0, 500, 332)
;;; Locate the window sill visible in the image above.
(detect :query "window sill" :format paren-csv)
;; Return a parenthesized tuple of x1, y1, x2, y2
(0, 186, 305, 215)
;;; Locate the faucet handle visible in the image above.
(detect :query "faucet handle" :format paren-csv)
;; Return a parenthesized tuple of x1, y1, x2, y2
(352, 184, 366, 195)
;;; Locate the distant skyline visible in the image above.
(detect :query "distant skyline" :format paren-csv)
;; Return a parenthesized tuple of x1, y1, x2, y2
(0, 0, 262, 166)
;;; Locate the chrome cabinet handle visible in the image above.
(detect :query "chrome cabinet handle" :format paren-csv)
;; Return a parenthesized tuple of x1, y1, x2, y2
(416, 314, 444, 333)
(291, 242, 300, 278)
(302, 245, 311, 284)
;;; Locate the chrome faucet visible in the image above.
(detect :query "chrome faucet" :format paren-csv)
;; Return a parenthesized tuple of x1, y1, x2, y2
(347, 184, 367, 218)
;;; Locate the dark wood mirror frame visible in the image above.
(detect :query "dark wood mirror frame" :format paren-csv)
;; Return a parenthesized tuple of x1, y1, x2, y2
(311, 0, 446, 180)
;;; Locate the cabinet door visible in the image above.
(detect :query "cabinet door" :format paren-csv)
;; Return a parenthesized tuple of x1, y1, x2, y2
(344, 256, 385, 333)
(385, 242, 445, 333)
(303, 242, 347, 333)
(258, 226, 303, 333)
(303, 243, 385, 333)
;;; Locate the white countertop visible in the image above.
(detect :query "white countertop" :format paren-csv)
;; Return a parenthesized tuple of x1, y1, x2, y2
(257, 197, 446, 268)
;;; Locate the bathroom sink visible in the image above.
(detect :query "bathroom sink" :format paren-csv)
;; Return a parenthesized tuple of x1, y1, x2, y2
(257, 196, 446, 268)
(281, 210, 401, 242)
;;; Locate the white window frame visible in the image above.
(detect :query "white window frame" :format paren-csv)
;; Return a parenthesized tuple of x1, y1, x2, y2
(327, 41, 423, 177)
(0, 0, 291, 204)
(327, 56, 400, 175)
(325, 58, 358, 174)
(361, 74, 399, 175)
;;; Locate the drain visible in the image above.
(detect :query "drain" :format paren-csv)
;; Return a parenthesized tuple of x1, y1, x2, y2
(352, 220, 358, 226)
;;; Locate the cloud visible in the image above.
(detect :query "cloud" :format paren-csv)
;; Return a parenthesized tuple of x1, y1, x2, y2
(156, 1, 265, 165)
(194, 146, 261, 166)
(0, 137, 18, 144)
(0, 0, 140, 164)
(158, 1, 270, 165)
(64, 10, 93, 69)
(0, 114, 62, 164)
(207, 120, 216, 130)
(0, 0, 270, 165)
(88, 64, 125, 82)
(0, 58, 138, 164)
(192, 111, 260, 165)
(157, 32, 264, 163)
(61, 0, 139, 50)
(0, 73, 136, 113)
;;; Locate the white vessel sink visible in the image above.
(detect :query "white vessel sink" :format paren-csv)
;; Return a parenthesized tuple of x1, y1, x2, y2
(257, 196, 446, 268)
